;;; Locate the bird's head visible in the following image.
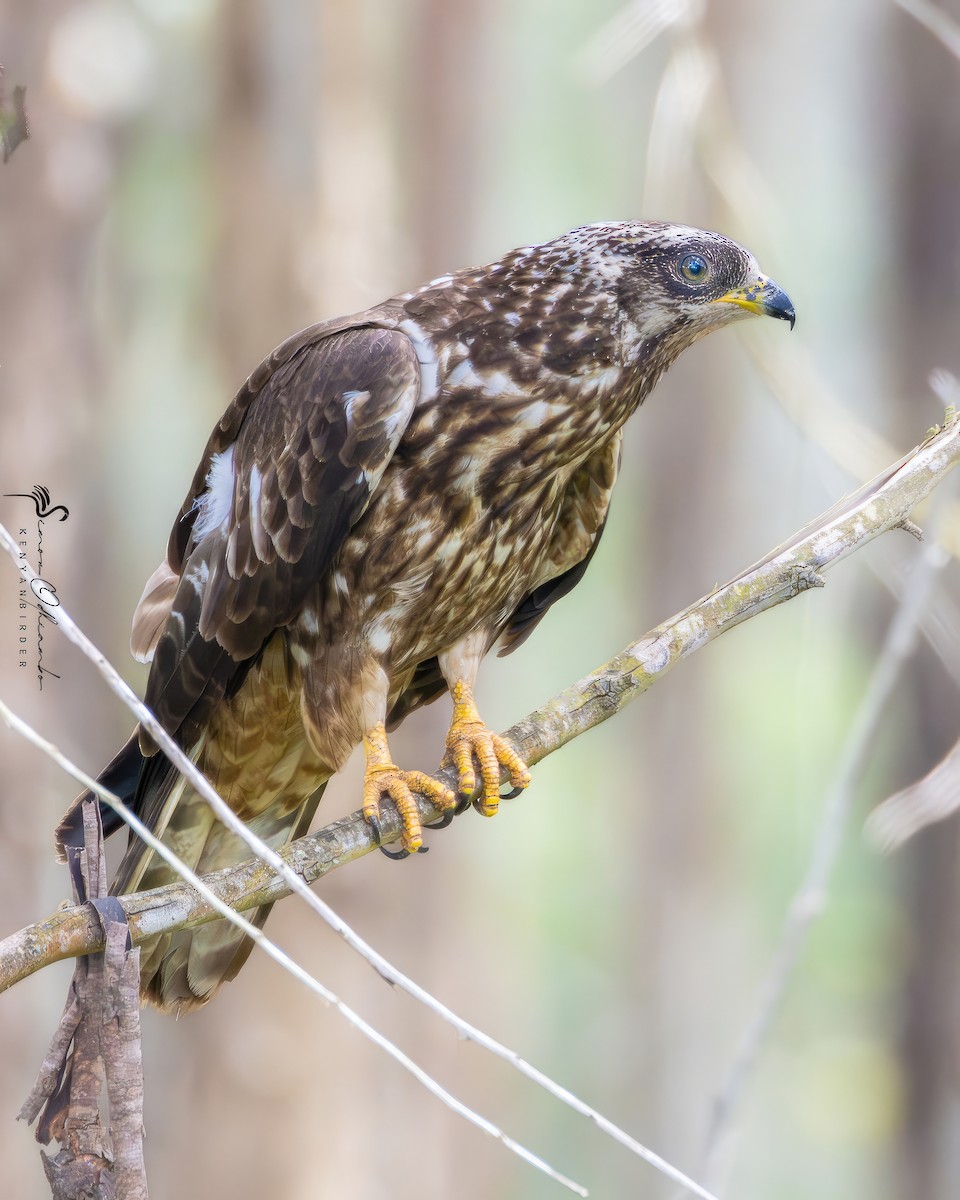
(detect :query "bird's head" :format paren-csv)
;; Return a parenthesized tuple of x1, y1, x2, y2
(579, 220, 795, 363)
(402, 220, 794, 392)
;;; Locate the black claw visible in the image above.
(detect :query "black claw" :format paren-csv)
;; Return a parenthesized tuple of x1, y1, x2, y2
(454, 792, 474, 816)
(379, 843, 411, 860)
(424, 809, 455, 831)
(369, 811, 411, 859)
(499, 784, 524, 801)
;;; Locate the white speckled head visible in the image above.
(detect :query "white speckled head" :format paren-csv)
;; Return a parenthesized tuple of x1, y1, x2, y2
(570, 221, 794, 342)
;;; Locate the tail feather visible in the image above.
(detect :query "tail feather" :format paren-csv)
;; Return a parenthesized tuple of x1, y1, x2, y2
(139, 782, 327, 1012)
(55, 730, 145, 860)
(111, 740, 206, 895)
(57, 670, 328, 1012)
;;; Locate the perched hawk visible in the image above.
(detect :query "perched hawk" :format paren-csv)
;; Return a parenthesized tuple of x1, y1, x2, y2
(60, 221, 794, 1011)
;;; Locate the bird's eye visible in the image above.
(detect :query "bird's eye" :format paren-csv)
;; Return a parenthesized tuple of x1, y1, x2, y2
(679, 254, 710, 284)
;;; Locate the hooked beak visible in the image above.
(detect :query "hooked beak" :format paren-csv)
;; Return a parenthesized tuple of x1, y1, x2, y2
(714, 275, 796, 330)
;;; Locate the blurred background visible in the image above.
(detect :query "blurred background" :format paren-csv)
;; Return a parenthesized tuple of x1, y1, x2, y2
(2, 1, 960, 1197)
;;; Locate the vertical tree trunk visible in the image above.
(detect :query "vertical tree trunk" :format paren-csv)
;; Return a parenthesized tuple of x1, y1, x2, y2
(0, 5, 118, 1193)
(890, 7, 960, 1197)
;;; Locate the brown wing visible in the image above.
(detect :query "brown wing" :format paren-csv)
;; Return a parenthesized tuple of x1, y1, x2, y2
(140, 324, 420, 753)
(66, 322, 418, 875)
(130, 314, 397, 663)
(386, 432, 622, 728)
(110, 323, 420, 881)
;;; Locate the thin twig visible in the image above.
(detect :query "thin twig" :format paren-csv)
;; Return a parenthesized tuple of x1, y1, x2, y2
(0, 527, 718, 1200)
(0, 703, 589, 1199)
(867, 728, 960, 850)
(578, 0, 685, 86)
(699, 486, 954, 1192)
(893, 0, 960, 61)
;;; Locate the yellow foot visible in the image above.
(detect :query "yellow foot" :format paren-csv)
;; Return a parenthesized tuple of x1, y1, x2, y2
(362, 723, 455, 853)
(442, 681, 532, 817)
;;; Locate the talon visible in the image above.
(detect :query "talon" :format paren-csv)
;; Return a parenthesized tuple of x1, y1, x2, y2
(362, 722, 456, 855)
(442, 680, 532, 816)
(424, 809, 456, 831)
(379, 843, 411, 861)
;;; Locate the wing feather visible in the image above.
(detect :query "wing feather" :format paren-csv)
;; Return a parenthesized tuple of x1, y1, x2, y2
(139, 323, 419, 754)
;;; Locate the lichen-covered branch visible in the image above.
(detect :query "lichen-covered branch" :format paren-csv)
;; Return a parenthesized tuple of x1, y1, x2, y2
(2, 409, 959, 992)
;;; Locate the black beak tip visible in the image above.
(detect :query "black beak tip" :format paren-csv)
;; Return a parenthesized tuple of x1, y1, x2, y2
(764, 283, 796, 331)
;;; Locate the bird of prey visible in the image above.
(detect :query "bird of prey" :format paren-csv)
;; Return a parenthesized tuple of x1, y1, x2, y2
(59, 221, 794, 1012)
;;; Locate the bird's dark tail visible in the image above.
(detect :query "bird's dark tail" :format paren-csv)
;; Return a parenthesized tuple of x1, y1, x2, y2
(55, 730, 145, 861)
(56, 729, 329, 1013)
(135, 780, 327, 1012)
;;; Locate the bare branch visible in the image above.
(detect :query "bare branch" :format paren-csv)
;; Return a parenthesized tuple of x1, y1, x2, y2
(1, 704, 589, 1199)
(5, 702, 715, 1197)
(893, 0, 960, 62)
(578, 0, 687, 86)
(0, 544, 721, 1197)
(699, 482, 954, 1190)
(4, 411, 959, 1199)
(4, 411, 960, 985)
(867, 730, 960, 850)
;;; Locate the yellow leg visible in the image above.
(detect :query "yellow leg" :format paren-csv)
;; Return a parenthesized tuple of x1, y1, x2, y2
(442, 680, 531, 817)
(362, 722, 455, 853)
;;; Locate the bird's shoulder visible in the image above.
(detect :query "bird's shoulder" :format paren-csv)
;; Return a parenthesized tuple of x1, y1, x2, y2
(165, 305, 412, 575)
